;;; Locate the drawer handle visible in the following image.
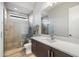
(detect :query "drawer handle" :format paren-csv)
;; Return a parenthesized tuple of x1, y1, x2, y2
(48, 50, 50, 57)
(51, 52, 54, 57)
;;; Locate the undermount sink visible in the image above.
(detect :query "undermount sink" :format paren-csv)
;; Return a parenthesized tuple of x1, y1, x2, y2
(32, 34, 56, 43)
(40, 37, 56, 43)
(46, 38, 56, 43)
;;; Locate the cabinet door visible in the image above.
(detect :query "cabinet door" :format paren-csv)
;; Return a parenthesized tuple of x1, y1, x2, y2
(36, 41, 50, 57)
(50, 48, 54, 57)
(31, 39, 51, 57)
(53, 49, 72, 57)
(31, 39, 37, 55)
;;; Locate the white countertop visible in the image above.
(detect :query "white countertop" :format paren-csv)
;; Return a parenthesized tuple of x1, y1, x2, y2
(31, 35, 79, 57)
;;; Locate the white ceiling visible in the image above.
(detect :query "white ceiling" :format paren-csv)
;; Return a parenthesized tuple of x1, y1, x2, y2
(41, 2, 61, 17)
(5, 2, 74, 16)
(4, 2, 36, 15)
(41, 2, 79, 17)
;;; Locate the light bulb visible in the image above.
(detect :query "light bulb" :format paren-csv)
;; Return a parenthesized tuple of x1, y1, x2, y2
(14, 8, 18, 10)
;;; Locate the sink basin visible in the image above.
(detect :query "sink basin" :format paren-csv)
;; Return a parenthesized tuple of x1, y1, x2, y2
(32, 35, 56, 43)
(46, 39, 56, 43)
(40, 37, 56, 43)
(38, 36, 56, 43)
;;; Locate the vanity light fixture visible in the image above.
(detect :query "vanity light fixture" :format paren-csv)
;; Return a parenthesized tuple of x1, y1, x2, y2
(49, 2, 53, 6)
(47, 2, 57, 7)
(14, 8, 18, 10)
(47, 2, 53, 7)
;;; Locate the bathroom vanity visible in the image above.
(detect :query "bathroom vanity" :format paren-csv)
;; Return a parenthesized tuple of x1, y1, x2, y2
(31, 39, 72, 57)
(31, 35, 79, 57)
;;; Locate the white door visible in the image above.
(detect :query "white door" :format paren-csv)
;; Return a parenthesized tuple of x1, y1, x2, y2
(69, 4, 79, 38)
(0, 2, 3, 57)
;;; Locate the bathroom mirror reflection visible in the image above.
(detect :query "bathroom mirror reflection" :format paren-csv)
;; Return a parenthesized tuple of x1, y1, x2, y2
(41, 16, 50, 34)
(41, 8, 54, 35)
(41, 15, 54, 40)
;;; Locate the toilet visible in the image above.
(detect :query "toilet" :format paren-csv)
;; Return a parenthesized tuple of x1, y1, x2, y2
(24, 43, 32, 54)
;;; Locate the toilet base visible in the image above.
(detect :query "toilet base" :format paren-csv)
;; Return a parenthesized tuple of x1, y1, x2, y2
(24, 43, 31, 54)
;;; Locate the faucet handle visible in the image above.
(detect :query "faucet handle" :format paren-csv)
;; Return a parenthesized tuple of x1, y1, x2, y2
(69, 34, 72, 36)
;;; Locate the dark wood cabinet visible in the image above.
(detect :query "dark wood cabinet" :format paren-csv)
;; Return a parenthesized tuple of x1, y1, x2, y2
(31, 39, 51, 57)
(31, 39, 37, 55)
(31, 39, 72, 57)
(36, 41, 51, 57)
(50, 48, 72, 57)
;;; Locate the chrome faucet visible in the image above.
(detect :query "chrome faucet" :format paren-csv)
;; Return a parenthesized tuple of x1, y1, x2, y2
(50, 34, 54, 40)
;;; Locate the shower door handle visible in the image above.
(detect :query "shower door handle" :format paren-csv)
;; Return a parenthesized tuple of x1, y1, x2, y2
(0, 32, 2, 38)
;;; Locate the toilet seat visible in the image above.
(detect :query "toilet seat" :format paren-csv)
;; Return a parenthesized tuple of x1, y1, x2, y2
(24, 43, 31, 51)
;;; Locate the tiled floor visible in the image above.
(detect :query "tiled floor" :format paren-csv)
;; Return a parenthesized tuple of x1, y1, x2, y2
(5, 47, 36, 57)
